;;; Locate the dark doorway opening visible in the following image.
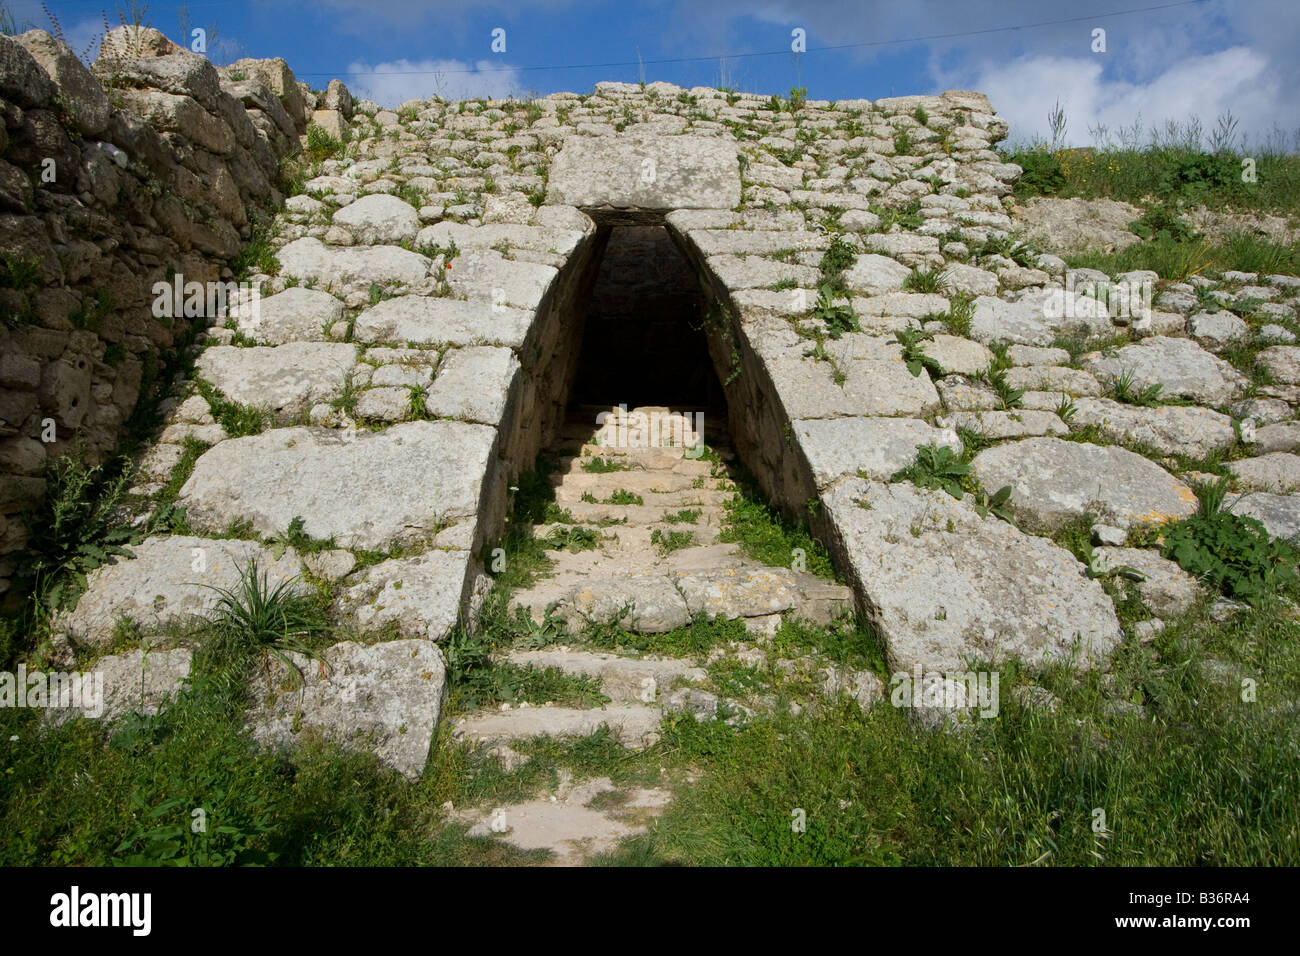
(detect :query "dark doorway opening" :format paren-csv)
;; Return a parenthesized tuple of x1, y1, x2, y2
(568, 224, 725, 420)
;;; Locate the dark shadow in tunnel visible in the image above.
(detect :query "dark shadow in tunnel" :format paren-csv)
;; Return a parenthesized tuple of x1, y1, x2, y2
(566, 224, 727, 422)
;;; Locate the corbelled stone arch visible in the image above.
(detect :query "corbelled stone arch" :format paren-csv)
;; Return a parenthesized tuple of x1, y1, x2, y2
(513, 127, 824, 535)
(528, 129, 795, 490)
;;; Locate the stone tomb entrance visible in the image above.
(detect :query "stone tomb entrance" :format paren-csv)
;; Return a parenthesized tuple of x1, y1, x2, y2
(568, 223, 725, 420)
(543, 131, 744, 450)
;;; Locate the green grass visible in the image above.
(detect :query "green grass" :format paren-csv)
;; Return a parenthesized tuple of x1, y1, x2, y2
(10, 454, 136, 626)
(304, 122, 346, 163)
(276, 157, 307, 197)
(194, 380, 271, 437)
(581, 610, 750, 658)
(769, 614, 885, 671)
(904, 267, 945, 294)
(942, 291, 975, 337)
(0, 631, 540, 865)
(446, 526, 603, 711)
(466, 661, 606, 710)
(1112, 368, 1165, 406)
(719, 468, 837, 580)
(1002, 138, 1300, 216)
(444, 604, 607, 712)
(1207, 232, 1300, 276)
(1129, 202, 1196, 242)
(817, 233, 857, 295)
(143, 436, 207, 536)
(1221, 338, 1276, 390)
(200, 559, 332, 680)
(230, 223, 280, 279)
(581, 457, 630, 473)
(870, 200, 923, 232)
(1066, 231, 1300, 282)
(68, 290, 114, 332)
(650, 528, 693, 554)
(603, 489, 643, 506)
(396, 182, 424, 209)
(0, 253, 41, 289)
(597, 603, 1300, 866)
(5, 527, 1298, 865)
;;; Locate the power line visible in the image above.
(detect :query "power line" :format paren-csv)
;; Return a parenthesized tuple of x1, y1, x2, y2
(13, 0, 1218, 79)
(288, 0, 1212, 77)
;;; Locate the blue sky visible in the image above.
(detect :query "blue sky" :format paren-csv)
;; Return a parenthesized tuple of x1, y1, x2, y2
(14, 0, 1300, 150)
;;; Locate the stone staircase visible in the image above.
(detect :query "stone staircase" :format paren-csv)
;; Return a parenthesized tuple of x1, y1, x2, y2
(451, 405, 854, 752)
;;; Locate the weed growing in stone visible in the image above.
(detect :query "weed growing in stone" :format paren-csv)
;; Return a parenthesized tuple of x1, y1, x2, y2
(1162, 480, 1299, 604)
(0, 253, 41, 289)
(201, 561, 330, 682)
(194, 381, 271, 437)
(891, 444, 969, 500)
(813, 284, 858, 338)
(650, 528, 693, 554)
(972, 485, 1015, 523)
(304, 123, 345, 163)
(895, 327, 943, 378)
(904, 267, 945, 294)
(14, 455, 135, 616)
(981, 344, 1025, 409)
(818, 234, 857, 295)
(543, 526, 602, 553)
(1112, 368, 1164, 406)
(1055, 393, 1079, 424)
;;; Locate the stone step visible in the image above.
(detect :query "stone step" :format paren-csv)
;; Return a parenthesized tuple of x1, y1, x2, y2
(531, 523, 729, 554)
(672, 566, 854, 624)
(553, 488, 732, 511)
(519, 422, 848, 638)
(452, 704, 662, 748)
(517, 539, 753, 595)
(550, 440, 735, 464)
(550, 440, 695, 461)
(556, 497, 731, 524)
(509, 564, 853, 636)
(588, 527, 735, 554)
(516, 539, 750, 607)
(561, 407, 710, 440)
(507, 649, 707, 701)
(552, 454, 717, 478)
(550, 470, 708, 494)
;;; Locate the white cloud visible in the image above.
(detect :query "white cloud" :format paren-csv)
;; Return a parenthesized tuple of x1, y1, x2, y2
(668, 0, 1300, 149)
(62, 17, 110, 61)
(346, 58, 523, 107)
(963, 47, 1287, 150)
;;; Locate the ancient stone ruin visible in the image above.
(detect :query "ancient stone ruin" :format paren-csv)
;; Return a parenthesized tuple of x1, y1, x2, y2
(3, 25, 1299, 857)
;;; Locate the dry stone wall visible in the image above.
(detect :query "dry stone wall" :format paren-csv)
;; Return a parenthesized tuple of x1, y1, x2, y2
(0, 26, 317, 595)
(35, 75, 1300, 776)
